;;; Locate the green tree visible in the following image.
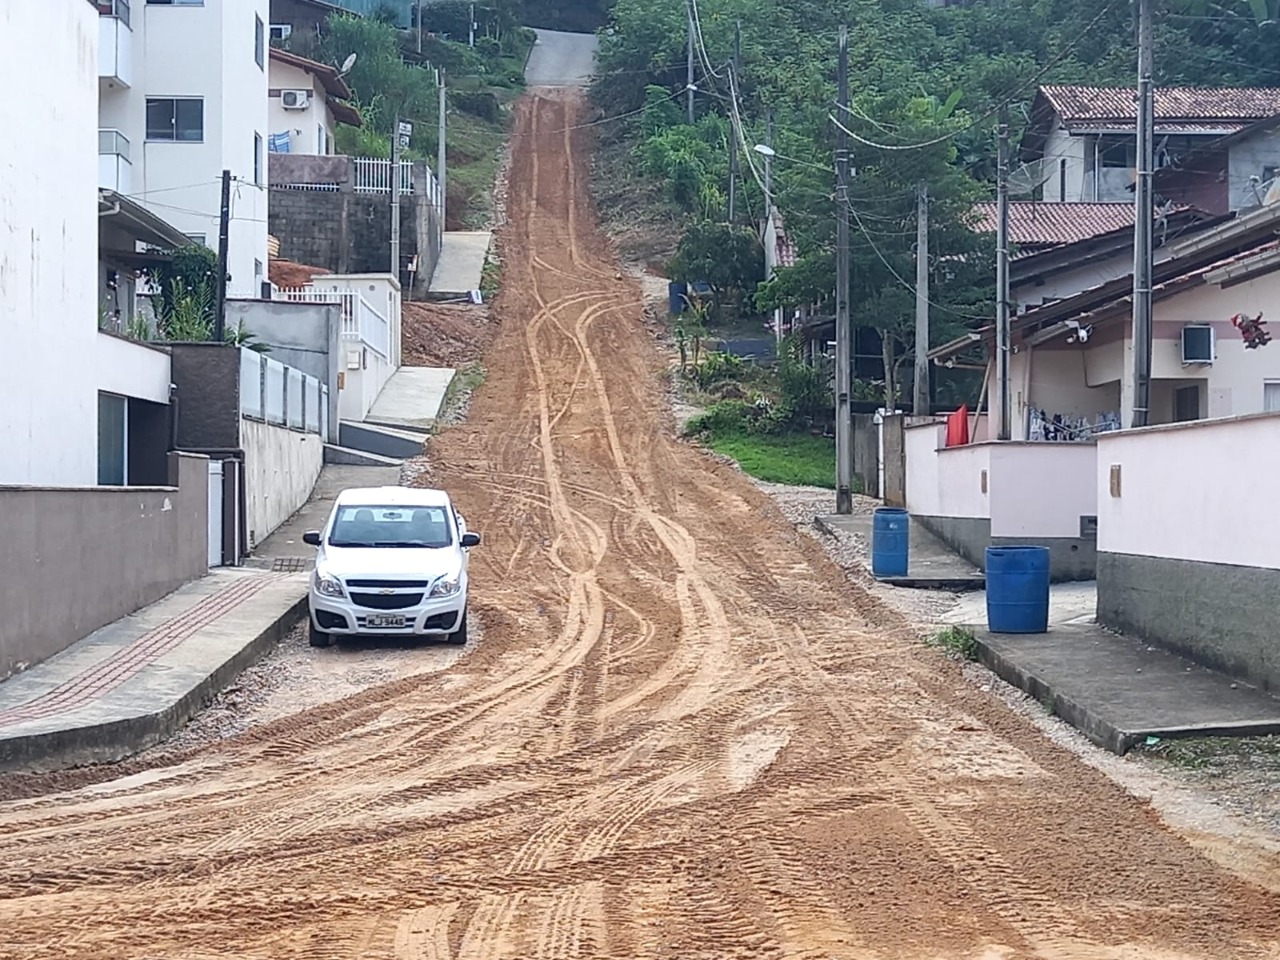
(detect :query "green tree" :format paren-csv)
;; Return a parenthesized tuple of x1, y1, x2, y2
(669, 222, 765, 321)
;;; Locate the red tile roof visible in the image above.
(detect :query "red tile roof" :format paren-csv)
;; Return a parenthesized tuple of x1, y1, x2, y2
(970, 201, 1136, 248)
(772, 208, 797, 268)
(1041, 85, 1280, 127)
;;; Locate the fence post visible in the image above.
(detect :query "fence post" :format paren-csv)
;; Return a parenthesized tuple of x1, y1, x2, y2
(281, 362, 289, 427)
(258, 352, 267, 421)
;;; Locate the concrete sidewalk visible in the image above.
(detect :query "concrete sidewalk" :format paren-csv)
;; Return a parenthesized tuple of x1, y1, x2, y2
(817, 512, 985, 590)
(428, 231, 491, 297)
(0, 569, 306, 772)
(367, 366, 455, 430)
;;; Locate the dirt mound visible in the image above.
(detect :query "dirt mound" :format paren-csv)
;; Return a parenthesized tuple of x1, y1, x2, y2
(268, 258, 330, 288)
(401, 300, 494, 367)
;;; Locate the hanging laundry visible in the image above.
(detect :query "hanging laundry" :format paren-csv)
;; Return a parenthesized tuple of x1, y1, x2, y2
(945, 405, 970, 447)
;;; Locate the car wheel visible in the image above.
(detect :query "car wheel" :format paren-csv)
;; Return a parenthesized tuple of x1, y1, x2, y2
(446, 611, 468, 645)
(309, 621, 332, 648)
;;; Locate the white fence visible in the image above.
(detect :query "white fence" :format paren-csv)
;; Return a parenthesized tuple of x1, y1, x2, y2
(273, 286, 391, 361)
(354, 158, 414, 195)
(239, 348, 329, 439)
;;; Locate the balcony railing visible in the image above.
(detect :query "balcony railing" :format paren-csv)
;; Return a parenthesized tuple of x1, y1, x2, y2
(96, 0, 130, 27)
(98, 128, 132, 193)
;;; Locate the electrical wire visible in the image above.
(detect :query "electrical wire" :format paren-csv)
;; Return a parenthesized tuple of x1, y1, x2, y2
(828, 0, 1125, 153)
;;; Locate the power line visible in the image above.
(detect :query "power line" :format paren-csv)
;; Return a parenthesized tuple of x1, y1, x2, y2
(829, 0, 1124, 153)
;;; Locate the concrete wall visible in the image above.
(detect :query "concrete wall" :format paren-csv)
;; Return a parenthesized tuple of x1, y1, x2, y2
(1043, 122, 1088, 202)
(905, 424, 1098, 580)
(96, 333, 173, 405)
(0, 452, 209, 680)
(1229, 128, 1280, 212)
(0, 0, 100, 486)
(1096, 414, 1280, 691)
(242, 418, 324, 547)
(99, 0, 269, 295)
(170, 343, 243, 450)
(227, 299, 341, 440)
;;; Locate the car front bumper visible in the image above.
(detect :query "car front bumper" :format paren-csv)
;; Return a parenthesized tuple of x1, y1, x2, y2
(309, 592, 466, 636)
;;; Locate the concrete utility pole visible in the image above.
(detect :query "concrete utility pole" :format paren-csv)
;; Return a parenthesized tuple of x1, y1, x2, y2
(391, 114, 402, 283)
(1132, 0, 1155, 427)
(834, 25, 853, 515)
(469, 3, 475, 47)
(728, 20, 741, 222)
(686, 0, 696, 124)
(996, 106, 1012, 440)
(913, 182, 929, 415)
(764, 108, 773, 201)
(417, 0, 423, 54)
(438, 71, 448, 232)
(214, 168, 231, 342)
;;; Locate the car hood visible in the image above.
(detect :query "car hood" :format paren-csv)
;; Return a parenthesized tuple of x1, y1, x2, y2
(318, 545, 461, 581)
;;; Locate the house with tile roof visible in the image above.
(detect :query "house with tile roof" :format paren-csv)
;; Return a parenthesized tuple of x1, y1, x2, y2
(1152, 113, 1280, 215)
(1020, 85, 1280, 204)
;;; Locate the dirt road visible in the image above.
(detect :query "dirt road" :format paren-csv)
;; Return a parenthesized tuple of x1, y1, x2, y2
(0, 92, 1278, 959)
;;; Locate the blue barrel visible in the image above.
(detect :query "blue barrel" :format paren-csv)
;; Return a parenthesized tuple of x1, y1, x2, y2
(985, 546, 1051, 634)
(871, 508, 909, 578)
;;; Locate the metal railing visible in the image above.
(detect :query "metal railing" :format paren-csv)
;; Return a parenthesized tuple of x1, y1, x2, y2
(273, 285, 390, 361)
(96, 0, 131, 27)
(353, 158, 414, 195)
(239, 348, 329, 439)
(98, 128, 130, 160)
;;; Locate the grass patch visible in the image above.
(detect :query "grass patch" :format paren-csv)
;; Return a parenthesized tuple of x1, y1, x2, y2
(1140, 735, 1280, 770)
(480, 251, 502, 301)
(926, 625, 979, 662)
(437, 361, 486, 424)
(703, 429, 839, 489)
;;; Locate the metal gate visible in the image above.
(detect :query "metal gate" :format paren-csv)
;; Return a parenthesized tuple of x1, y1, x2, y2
(208, 460, 224, 567)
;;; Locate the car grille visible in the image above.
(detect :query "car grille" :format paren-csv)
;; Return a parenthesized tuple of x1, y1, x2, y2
(346, 579, 431, 589)
(349, 593, 424, 610)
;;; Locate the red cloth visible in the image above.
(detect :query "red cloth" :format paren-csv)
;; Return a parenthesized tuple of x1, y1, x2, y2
(945, 405, 970, 447)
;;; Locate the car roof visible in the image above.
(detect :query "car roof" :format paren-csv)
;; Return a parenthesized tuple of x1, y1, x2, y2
(334, 486, 453, 508)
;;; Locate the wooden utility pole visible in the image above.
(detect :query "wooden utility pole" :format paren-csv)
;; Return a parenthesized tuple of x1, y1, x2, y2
(214, 168, 231, 342)
(995, 106, 1012, 440)
(834, 25, 853, 515)
(728, 20, 741, 221)
(1132, 0, 1155, 427)
(913, 182, 929, 415)
(686, 0, 695, 124)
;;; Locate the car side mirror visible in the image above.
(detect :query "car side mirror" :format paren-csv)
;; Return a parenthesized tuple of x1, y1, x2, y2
(460, 532, 481, 548)
(302, 531, 322, 547)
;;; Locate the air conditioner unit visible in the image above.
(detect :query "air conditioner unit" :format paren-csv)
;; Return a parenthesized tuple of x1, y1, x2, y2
(281, 89, 311, 110)
(270, 23, 292, 41)
(1181, 323, 1215, 365)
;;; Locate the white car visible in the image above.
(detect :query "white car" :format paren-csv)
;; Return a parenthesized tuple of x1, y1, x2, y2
(302, 486, 480, 648)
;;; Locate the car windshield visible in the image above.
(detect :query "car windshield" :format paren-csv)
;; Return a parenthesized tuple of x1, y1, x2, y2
(327, 505, 453, 548)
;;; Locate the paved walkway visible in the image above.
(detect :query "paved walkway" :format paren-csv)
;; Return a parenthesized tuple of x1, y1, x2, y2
(817, 512, 984, 589)
(0, 569, 305, 772)
(367, 366, 455, 430)
(428, 231, 491, 297)
(526, 29, 598, 87)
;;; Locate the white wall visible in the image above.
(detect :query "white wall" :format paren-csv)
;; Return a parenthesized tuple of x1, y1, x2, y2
(1097, 414, 1280, 568)
(99, 0, 269, 297)
(1026, 341, 1124, 422)
(241, 418, 324, 547)
(904, 423, 991, 521)
(1042, 121, 1088, 202)
(1228, 127, 1280, 212)
(268, 60, 333, 155)
(989, 443, 1097, 538)
(0, 0, 100, 486)
(1014, 249, 1130, 312)
(96, 334, 172, 404)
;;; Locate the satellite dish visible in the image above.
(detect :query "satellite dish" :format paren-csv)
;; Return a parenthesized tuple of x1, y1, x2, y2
(340, 53, 358, 76)
(1007, 159, 1051, 197)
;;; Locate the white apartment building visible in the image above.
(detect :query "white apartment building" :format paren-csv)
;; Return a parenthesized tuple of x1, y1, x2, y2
(98, 0, 271, 296)
(1, 0, 174, 487)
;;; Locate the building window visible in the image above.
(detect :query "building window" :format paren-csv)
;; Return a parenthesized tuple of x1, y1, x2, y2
(318, 123, 325, 154)
(146, 98, 203, 142)
(185, 233, 206, 246)
(1265, 381, 1280, 412)
(1098, 135, 1134, 169)
(98, 393, 128, 486)
(254, 132, 263, 185)
(255, 15, 265, 69)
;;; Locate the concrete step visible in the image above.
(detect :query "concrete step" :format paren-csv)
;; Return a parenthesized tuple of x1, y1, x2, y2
(361, 417, 434, 437)
(337, 420, 427, 460)
(323, 444, 403, 468)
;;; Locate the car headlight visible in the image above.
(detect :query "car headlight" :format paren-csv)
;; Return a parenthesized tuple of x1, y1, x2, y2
(429, 576, 461, 598)
(313, 569, 345, 598)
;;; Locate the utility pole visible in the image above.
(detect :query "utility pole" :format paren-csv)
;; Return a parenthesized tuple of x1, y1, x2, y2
(438, 71, 448, 232)
(995, 106, 1012, 440)
(728, 20, 741, 222)
(391, 114, 402, 283)
(764, 108, 773, 201)
(834, 25, 853, 515)
(1132, 0, 1155, 428)
(913, 182, 930, 415)
(416, 0, 422, 54)
(214, 168, 231, 342)
(686, 0, 695, 124)
(468, 3, 475, 47)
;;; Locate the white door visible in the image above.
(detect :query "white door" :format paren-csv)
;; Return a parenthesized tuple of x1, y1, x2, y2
(1265, 381, 1280, 413)
(208, 460, 224, 568)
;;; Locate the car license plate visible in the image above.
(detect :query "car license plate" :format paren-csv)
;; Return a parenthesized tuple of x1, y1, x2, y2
(367, 614, 407, 628)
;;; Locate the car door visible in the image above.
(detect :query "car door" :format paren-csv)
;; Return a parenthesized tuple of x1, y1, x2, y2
(455, 507, 470, 572)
